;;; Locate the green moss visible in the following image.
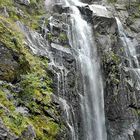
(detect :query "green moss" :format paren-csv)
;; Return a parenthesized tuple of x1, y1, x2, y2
(30, 116, 59, 140)
(0, 1, 62, 139)
(0, 90, 15, 111)
(2, 113, 29, 135)
(0, 0, 46, 30)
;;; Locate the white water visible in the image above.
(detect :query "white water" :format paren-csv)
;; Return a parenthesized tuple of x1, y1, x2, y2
(60, 0, 107, 140)
(116, 18, 139, 68)
(116, 17, 140, 83)
(116, 17, 140, 140)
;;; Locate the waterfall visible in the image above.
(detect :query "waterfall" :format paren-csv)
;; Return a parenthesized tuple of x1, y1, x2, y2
(116, 17, 140, 86)
(59, 0, 107, 140)
(115, 18, 139, 68)
(115, 17, 140, 140)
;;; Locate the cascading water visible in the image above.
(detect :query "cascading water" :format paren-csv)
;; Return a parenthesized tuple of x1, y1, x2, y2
(116, 18, 140, 87)
(115, 17, 140, 140)
(59, 0, 107, 140)
(20, 0, 107, 139)
(116, 18, 139, 68)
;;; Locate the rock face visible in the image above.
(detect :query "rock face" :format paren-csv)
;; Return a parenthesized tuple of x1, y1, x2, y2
(91, 2, 140, 140)
(45, 1, 140, 140)
(0, 0, 140, 140)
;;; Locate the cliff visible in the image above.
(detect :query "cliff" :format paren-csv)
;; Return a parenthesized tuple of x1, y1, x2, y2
(0, 0, 140, 140)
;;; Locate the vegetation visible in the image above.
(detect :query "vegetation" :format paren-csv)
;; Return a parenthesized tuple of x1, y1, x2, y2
(0, 0, 62, 139)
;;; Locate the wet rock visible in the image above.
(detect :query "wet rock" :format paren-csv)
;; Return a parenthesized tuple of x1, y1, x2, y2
(17, 21, 50, 57)
(78, 5, 93, 22)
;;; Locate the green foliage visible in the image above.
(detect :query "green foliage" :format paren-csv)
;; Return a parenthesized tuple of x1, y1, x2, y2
(0, 0, 46, 30)
(0, 89, 28, 135)
(0, 1, 62, 139)
(0, 90, 15, 111)
(30, 116, 59, 140)
(0, 17, 22, 51)
(2, 113, 29, 135)
(19, 72, 52, 102)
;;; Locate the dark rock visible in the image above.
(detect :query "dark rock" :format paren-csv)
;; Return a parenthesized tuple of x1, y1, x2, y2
(78, 5, 93, 23)
(93, 16, 117, 35)
(14, 0, 30, 6)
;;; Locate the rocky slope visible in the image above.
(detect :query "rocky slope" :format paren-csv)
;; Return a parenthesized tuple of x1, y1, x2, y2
(0, 0, 140, 140)
(0, 0, 65, 139)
